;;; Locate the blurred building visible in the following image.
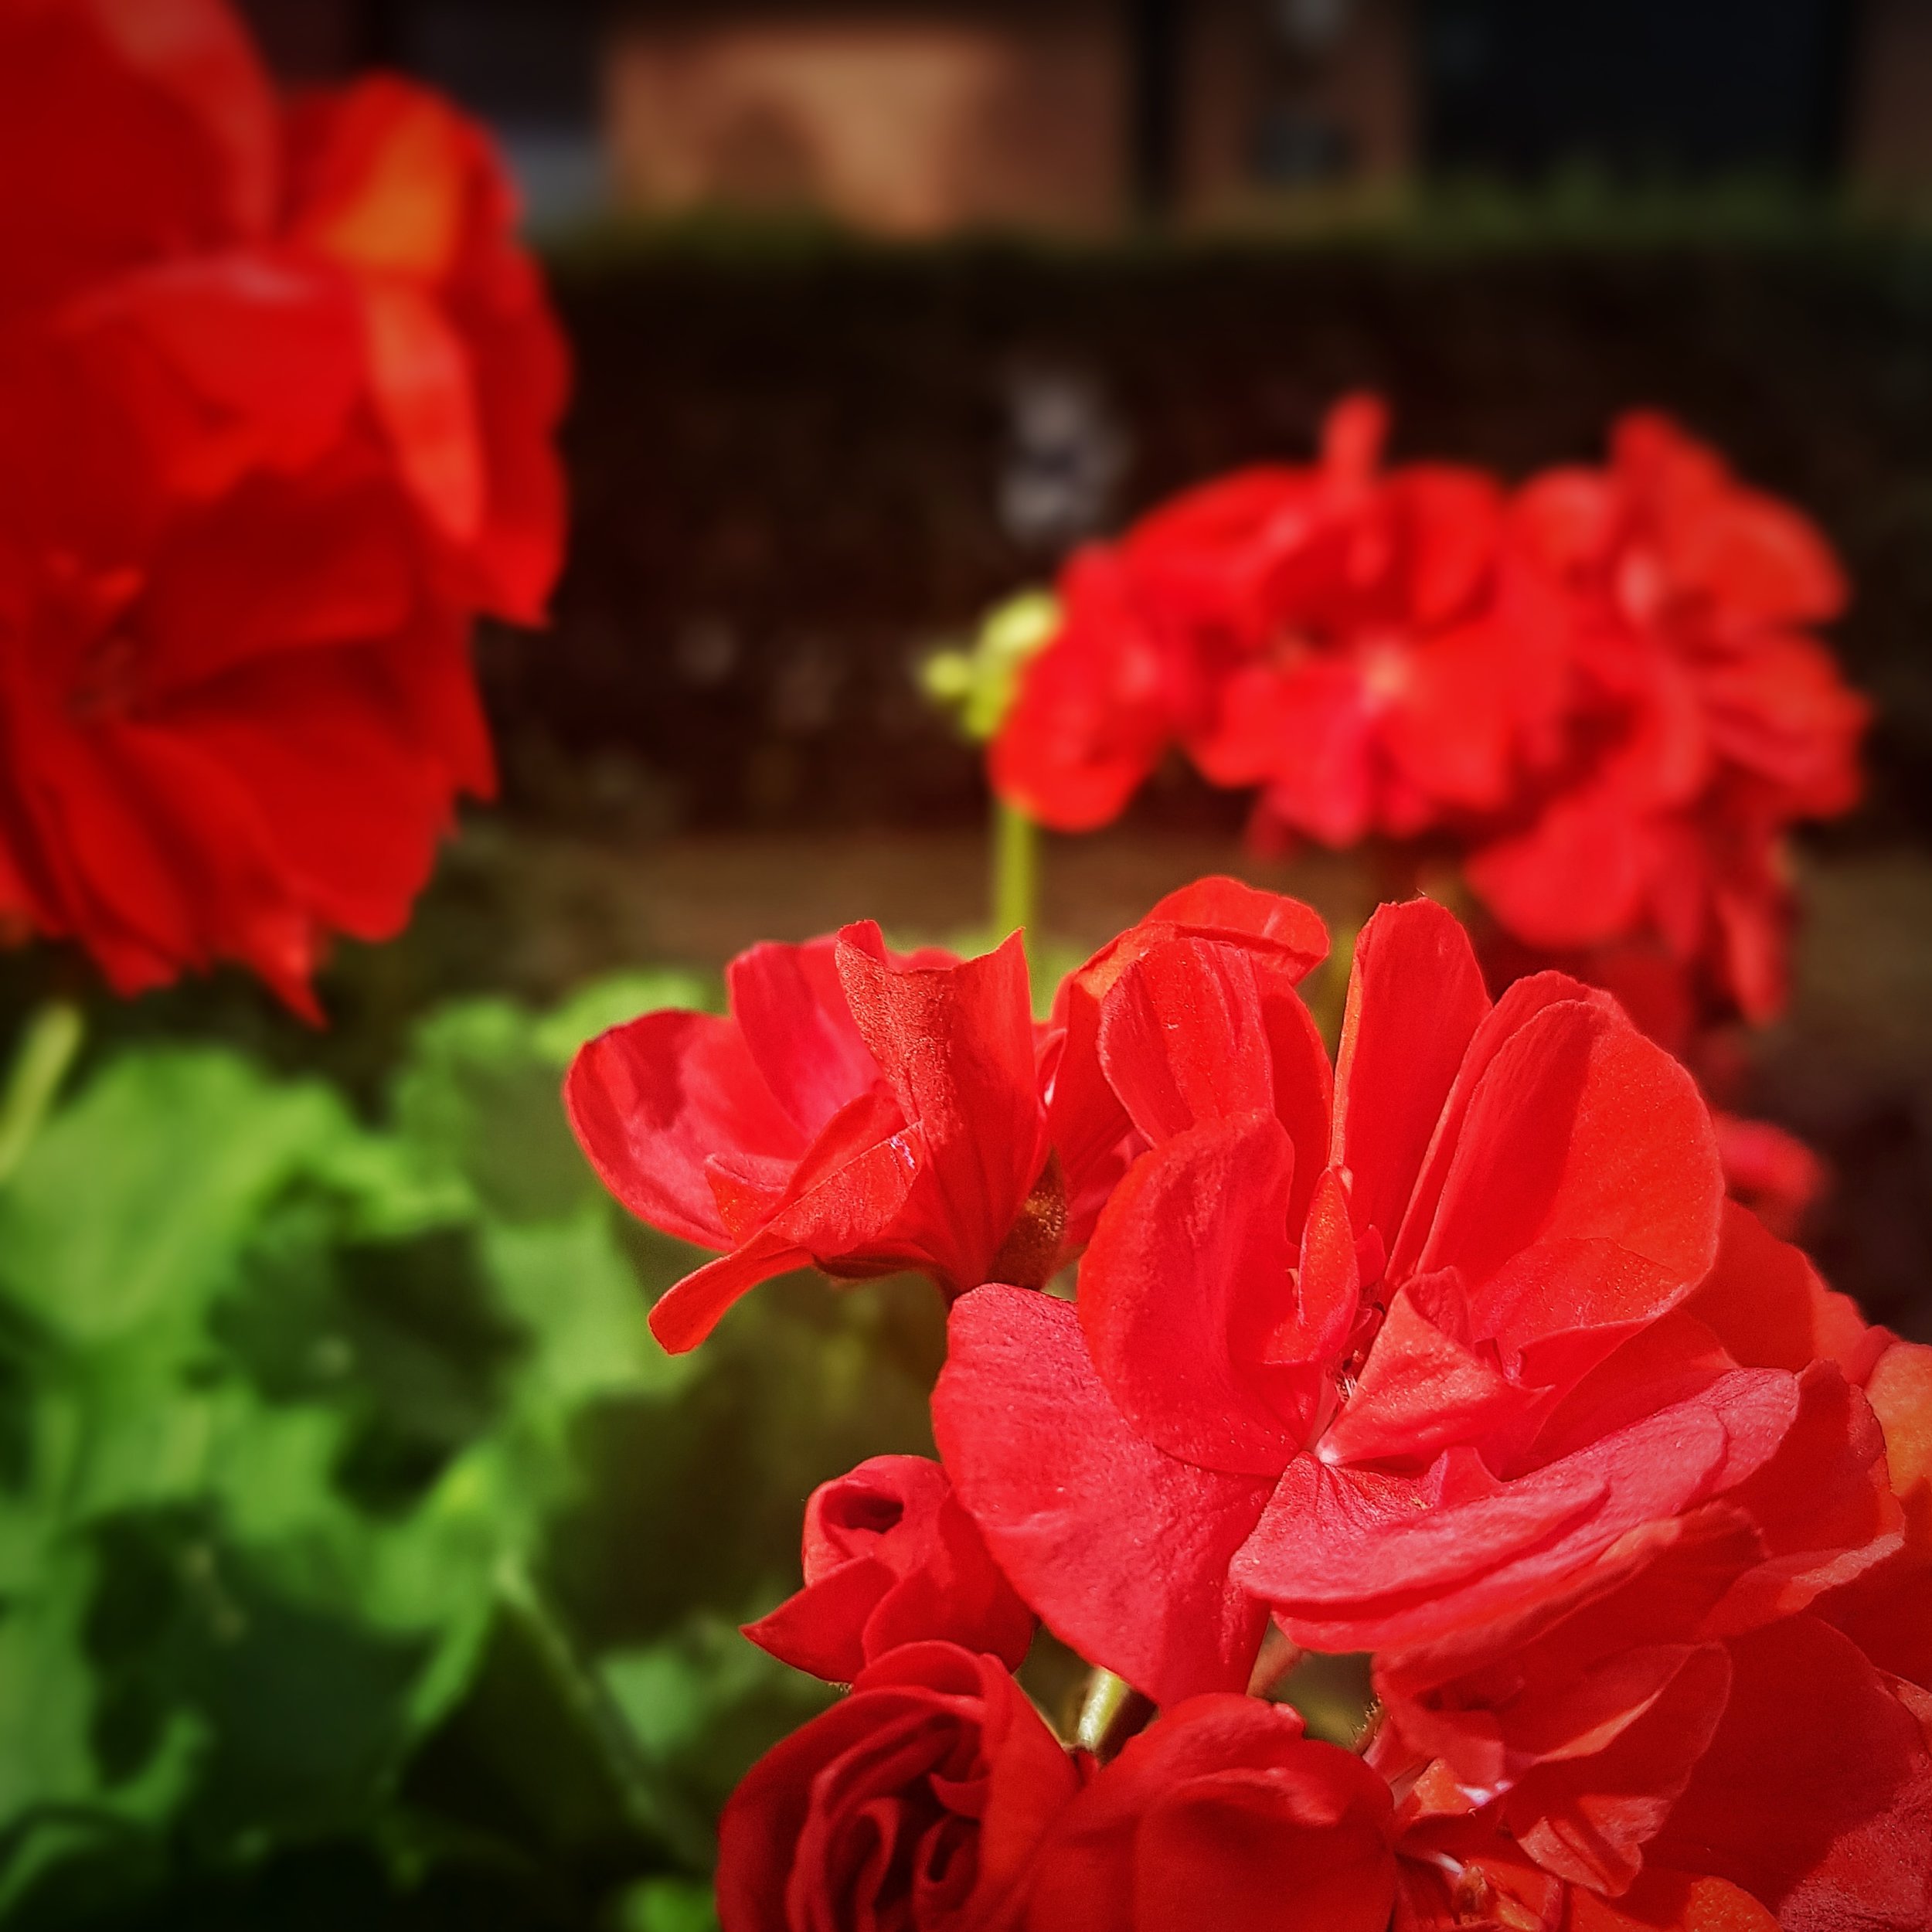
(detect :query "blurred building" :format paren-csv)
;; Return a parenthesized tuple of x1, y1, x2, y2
(600, 0, 1414, 233)
(243, 0, 1932, 232)
(1849, 0, 1932, 212)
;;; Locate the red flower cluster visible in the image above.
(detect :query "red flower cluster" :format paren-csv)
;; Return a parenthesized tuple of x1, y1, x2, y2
(0, 0, 566, 1013)
(991, 400, 1866, 1030)
(566, 878, 1325, 1351)
(569, 882, 1931, 1930)
(1467, 415, 1868, 1023)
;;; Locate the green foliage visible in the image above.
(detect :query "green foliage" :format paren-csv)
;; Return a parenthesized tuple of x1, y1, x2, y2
(0, 974, 944, 1928)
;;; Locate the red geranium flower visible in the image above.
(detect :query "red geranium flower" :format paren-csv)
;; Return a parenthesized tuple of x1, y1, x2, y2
(0, 329, 492, 1015)
(743, 1454, 1035, 1682)
(935, 895, 1889, 1709)
(568, 924, 1052, 1351)
(0, 0, 566, 1011)
(569, 880, 1328, 1353)
(1467, 413, 1868, 1022)
(0, 2, 568, 619)
(716, 1641, 1083, 1932)
(992, 397, 1561, 849)
(1368, 1204, 1927, 1924)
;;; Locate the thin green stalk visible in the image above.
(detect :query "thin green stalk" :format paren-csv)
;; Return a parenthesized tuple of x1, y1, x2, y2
(0, 1000, 84, 1187)
(992, 797, 1040, 950)
(1075, 1667, 1151, 1762)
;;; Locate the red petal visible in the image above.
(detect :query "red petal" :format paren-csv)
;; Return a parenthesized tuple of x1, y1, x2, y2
(741, 1555, 892, 1685)
(566, 1008, 805, 1250)
(648, 1109, 924, 1348)
(1319, 1278, 1519, 1471)
(837, 924, 1043, 1291)
(1026, 1696, 1395, 1932)
(1411, 995, 1722, 1383)
(644, 1234, 814, 1353)
(725, 935, 884, 1138)
(1247, 1369, 1798, 1655)
(1332, 897, 1492, 1253)
(1568, 1869, 1778, 1932)
(1067, 875, 1330, 1005)
(1078, 1113, 1319, 1477)
(1650, 1616, 1932, 1930)
(934, 1286, 1274, 1706)
(1681, 1199, 1882, 1382)
(0, 0, 277, 315)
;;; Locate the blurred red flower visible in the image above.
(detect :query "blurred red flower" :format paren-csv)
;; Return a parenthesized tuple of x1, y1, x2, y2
(743, 1454, 1035, 1682)
(716, 1641, 1082, 1932)
(1467, 413, 1867, 1022)
(992, 403, 1863, 1030)
(0, 0, 567, 1011)
(992, 396, 1563, 849)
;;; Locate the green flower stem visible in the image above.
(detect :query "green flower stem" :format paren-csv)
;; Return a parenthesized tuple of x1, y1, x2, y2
(0, 999, 84, 1187)
(992, 797, 1040, 951)
(1075, 1667, 1151, 1762)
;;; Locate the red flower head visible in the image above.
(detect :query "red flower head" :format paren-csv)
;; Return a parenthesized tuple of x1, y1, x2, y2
(567, 925, 1052, 1351)
(0, 0, 567, 1012)
(992, 397, 1560, 849)
(568, 883, 1328, 1354)
(743, 1454, 1035, 1683)
(1468, 413, 1868, 1022)
(716, 1641, 1082, 1932)
(1369, 1207, 1927, 1925)
(935, 893, 1889, 1712)
(0, 328, 493, 1015)
(1021, 1693, 1397, 1932)
(0, 2, 568, 620)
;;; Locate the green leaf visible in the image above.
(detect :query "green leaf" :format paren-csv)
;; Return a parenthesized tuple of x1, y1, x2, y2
(611, 1876, 721, 1932)
(0, 968, 948, 1923)
(601, 1612, 835, 1846)
(0, 1049, 353, 1347)
(484, 1211, 692, 1417)
(532, 971, 719, 1066)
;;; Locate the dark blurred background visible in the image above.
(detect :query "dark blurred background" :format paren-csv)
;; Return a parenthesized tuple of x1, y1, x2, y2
(233, 0, 1932, 841)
